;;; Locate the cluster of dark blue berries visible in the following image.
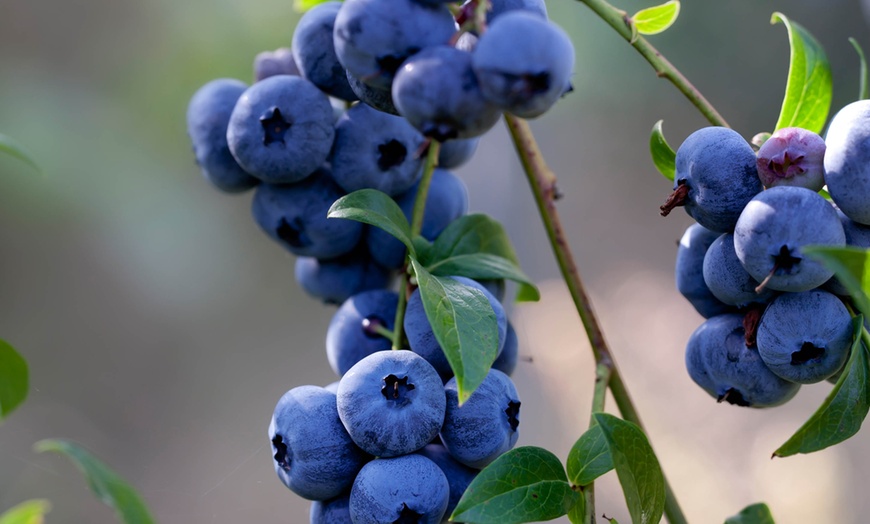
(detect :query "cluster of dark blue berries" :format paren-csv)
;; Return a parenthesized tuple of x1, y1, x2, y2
(664, 100, 870, 408)
(186, 0, 577, 520)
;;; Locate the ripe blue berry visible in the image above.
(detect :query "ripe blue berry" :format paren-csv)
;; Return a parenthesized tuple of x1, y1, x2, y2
(254, 48, 300, 82)
(734, 186, 844, 292)
(349, 454, 449, 524)
(756, 290, 853, 384)
(295, 248, 392, 305)
(824, 100, 870, 225)
(661, 127, 762, 233)
(492, 320, 518, 376)
(326, 290, 398, 376)
(472, 11, 574, 118)
(337, 350, 446, 457)
(227, 75, 335, 183)
(310, 493, 352, 524)
(441, 369, 521, 468)
(417, 443, 478, 520)
(186, 79, 259, 193)
(702, 233, 777, 307)
(685, 313, 800, 408)
(269, 385, 369, 500)
(675, 223, 735, 318)
(293, 2, 358, 101)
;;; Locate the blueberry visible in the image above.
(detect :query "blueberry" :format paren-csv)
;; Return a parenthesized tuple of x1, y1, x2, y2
(331, 103, 425, 196)
(337, 350, 446, 457)
(393, 46, 502, 141)
(438, 137, 480, 169)
(756, 290, 853, 384)
(441, 369, 520, 468)
(186, 79, 260, 193)
(366, 168, 468, 269)
(702, 233, 777, 307)
(824, 100, 870, 224)
(734, 186, 845, 292)
(251, 169, 363, 259)
(345, 70, 400, 115)
(293, 2, 359, 101)
(310, 493, 353, 524)
(417, 443, 478, 520)
(254, 48, 300, 82)
(675, 223, 736, 318)
(660, 127, 762, 233)
(492, 320, 518, 376)
(296, 248, 393, 305)
(472, 11, 574, 118)
(405, 276, 508, 381)
(227, 75, 335, 183)
(333, 0, 457, 91)
(756, 127, 826, 191)
(684, 313, 800, 407)
(326, 290, 398, 376)
(349, 454, 449, 524)
(479, 278, 506, 303)
(269, 385, 369, 500)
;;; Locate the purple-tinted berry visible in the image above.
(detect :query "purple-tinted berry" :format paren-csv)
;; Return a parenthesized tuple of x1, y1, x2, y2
(756, 127, 826, 190)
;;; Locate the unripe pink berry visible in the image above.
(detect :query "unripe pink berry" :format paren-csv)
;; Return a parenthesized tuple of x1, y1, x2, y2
(756, 127, 826, 191)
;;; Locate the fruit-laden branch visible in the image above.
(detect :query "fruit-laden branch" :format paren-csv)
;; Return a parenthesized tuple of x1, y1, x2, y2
(577, 0, 730, 128)
(504, 114, 689, 524)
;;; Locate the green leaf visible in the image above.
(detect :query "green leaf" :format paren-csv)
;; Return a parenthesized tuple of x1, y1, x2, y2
(411, 260, 499, 404)
(34, 439, 156, 524)
(0, 339, 28, 420)
(649, 120, 676, 181)
(0, 134, 40, 173)
(592, 413, 665, 524)
(566, 496, 586, 524)
(294, 0, 334, 13)
(849, 38, 869, 101)
(803, 246, 870, 319)
(328, 189, 415, 258)
(724, 502, 776, 524)
(451, 446, 579, 524)
(632, 1, 680, 36)
(0, 500, 51, 524)
(428, 214, 539, 302)
(770, 12, 833, 133)
(751, 132, 772, 149)
(774, 316, 870, 457)
(567, 423, 614, 487)
(427, 253, 538, 296)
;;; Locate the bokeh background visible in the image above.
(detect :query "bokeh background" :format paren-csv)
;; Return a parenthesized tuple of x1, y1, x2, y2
(0, 0, 869, 522)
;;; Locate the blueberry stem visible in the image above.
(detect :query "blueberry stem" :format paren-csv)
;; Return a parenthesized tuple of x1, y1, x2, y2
(584, 362, 613, 523)
(391, 142, 441, 350)
(504, 114, 689, 524)
(576, 0, 729, 128)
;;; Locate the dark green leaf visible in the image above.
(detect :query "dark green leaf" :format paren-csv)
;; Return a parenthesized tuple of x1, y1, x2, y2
(451, 446, 579, 524)
(724, 502, 776, 524)
(774, 316, 869, 457)
(592, 413, 665, 524)
(0, 500, 51, 524)
(632, 1, 680, 36)
(566, 495, 585, 524)
(770, 12, 833, 133)
(649, 120, 676, 181)
(428, 214, 538, 302)
(567, 423, 614, 487)
(849, 38, 869, 101)
(427, 253, 538, 296)
(803, 246, 870, 319)
(0, 134, 40, 173)
(411, 260, 499, 404)
(0, 339, 28, 420)
(34, 439, 156, 524)
(328, 189, 415, 258)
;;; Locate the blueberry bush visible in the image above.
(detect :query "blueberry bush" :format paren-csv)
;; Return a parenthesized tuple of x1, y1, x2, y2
(3, 0, 870, 522)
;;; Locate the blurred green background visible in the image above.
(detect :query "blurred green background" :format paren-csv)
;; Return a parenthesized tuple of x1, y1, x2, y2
(0, 0, 868, 521)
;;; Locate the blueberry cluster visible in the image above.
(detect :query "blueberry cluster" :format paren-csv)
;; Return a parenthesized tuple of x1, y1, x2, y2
(666, 102, 870, 407)
(185, 0, 572, 520)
